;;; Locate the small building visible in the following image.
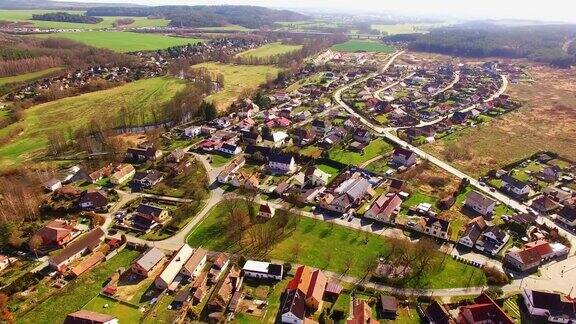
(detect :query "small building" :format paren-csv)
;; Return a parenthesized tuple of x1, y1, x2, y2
(132, 247, 165, 278)
(391, 148, 416, 167)
(155, 244, 193, 290)
(416, 215, 450, 240)
(109, 164, 135, 185)
(64, 310, 118, 324)
(458, 292, 514, 324)
(348, 299, 378, 324)
(268, 152, 296, 173)
(44, 179, 62, 192)
(522, 288, 576, 323)
(364, 193, 402, 224)
(287, 266, 327, 311)
(184, 126, 201, 138)
(258, 203, 275, 218)
(379, 295, 398, 319)
(458, 217, 487, 248)
(242, 260, 283, 281)
(180, 247, 207, 278)
(556, 206, 576, 229)
(78, 190, 108, 211)
(133, 204, 170, 232)
(48, 228, 105, 271)
(280, 288, 306, 324)
(305, 167, 331, 187)
(37, 219, 77, 247)
(126, 146, 162, 162)
(501, 174, 531, 197)
(218, 143, 242, 156)
(132, 170, 164, 188)
(422, 300, 455, 324)
(464, 191, 497, 216)
(504, 239, 569, 273)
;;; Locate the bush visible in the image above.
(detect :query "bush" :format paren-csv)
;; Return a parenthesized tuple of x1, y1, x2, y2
(483, 266, 510, 285)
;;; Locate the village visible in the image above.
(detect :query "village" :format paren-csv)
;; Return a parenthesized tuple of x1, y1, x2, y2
(1, 40, 575, 324)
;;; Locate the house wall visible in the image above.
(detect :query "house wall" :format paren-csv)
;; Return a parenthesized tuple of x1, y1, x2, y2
(281, 312, 303, 324)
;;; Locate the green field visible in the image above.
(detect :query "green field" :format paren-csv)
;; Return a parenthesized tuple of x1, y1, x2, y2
(331, 40, 395, 53)
(36, 32, 202, 52)
(187, 200, 486, 288)
(0, 10, 169, 29)
(193, 62, 281, 110)
(329, 138, 394, 165)
(83, 295, 143, 323)
(236, 42, 303, 59)
(19, 249, 140, 324)
(370, 23, 451, 35)
(0, 67, 62, 86)
(0, 77, 185, 168)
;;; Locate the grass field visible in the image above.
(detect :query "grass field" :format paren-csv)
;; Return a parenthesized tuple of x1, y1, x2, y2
(193, 62, 281, 111)
(0, 10, 169, 29)
(329, 138, 394, 165)
(83, 295, 143, 323)
(19, 249, 140, 324)
(423, 64, 576, 177)
(187, 200, 486, 288)
(0, 77, 185, 168)
(36, 32, 202, 52)
(236, 42, 303, 59)
(0, 67, 62, 86)
(370, 23, 451, 35)
(331, 40, 394, 53)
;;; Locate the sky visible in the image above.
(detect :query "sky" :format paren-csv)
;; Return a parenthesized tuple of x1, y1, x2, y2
(59, 0, 576, 23)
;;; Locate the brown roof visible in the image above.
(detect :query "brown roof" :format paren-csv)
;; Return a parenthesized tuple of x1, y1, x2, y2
(38, 219, 73, 243)
(347, 300, 378, 324)
(71, 251, 105, 277)
(64, 310, 117, 324)
(212, 253, 229, 269)
(182, 247, 207, 275)
(287, 266, 327, 303)
(49, 228, 105, 266)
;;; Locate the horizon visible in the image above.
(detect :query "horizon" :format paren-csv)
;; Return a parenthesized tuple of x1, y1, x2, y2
(55, 0, 576, 23)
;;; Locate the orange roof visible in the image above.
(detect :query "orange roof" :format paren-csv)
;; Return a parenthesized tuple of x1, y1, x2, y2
(71, 251, 105, 277)
(347, 300, 378, 324)
(287, 266, 327, 302)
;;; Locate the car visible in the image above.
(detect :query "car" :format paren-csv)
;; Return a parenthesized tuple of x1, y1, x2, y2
(109, 229, 118, 235)
(479, 181, 487, 186)
(406, 221, 416, 227)
(347, 216, 353, 222)
(489, 187, 496, 192)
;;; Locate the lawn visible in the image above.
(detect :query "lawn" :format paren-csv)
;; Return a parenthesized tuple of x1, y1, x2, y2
(331, 40, 394, 53)
(316, 163, 341, 177)
(329, 138, 393, 165)
(0, 10, 169, 29)
(194, 62, 281, 111)
(83, 295, 143, 323)
(0, 77, 184, 168)
(364, 157, 390, 174)
(0, 67, 62, 86)
(19, 249, 140, 324)
(36, 32, 202, 52)
(236, 42, 303, 59)
(187, 200, 486, 288)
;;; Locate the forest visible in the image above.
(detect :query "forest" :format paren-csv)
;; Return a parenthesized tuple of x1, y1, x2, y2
(31, 12, 104, 24)
(394, 24, 576, 68)
(85, 5, 307, 29)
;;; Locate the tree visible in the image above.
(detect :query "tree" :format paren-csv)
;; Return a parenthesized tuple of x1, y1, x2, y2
(344, 258, 354, 274)
(201, 101, 217, 121)
(7, 226, 23, 249)
(0, 293, 14, 324)
(28, 234, 43, 259)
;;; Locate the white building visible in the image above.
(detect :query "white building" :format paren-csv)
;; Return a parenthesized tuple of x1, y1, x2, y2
(243, 260, 283, 281)
(184, 126, 201, 138)
(155, 244, 193, 290)
(465, 191, 497, 216)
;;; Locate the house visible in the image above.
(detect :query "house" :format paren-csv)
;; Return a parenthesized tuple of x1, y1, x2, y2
(364, 193, 402, 224)
(37, 219, 77, 247)
(464, 191, 497, 216)
(305, 167, 331, 187)
(126, 146, 162, 162)
(504, 239, 569, 272)
(458, 217, 487, 248)
(268, 152, 296, 173)
(416, 216, 450, 240)
(388, 178, 406, 193)
(391, 148, 416, 167)
(531, 194, 561, 214)
(44, 179, 62, 192)
(322, 177, 373, 213)
(64, 310, 118, 324)
(475, 225, 509, 255)
(208, 264, 243, 313)
(258, 203, 275, 218)
(133, 204, 169, 232)
(458, 292, 514, 324)
(241, 130, 262, 145)
(184, 126, 201, 138)
(353, 128, 371, 143)
(243, 260, 283, 281)
(132, 170, 164, 188)
(422, 300, 455, 324)
(280, 288, 307, 324)
(132, 247, 165, 278)
(287, 266, 327, 311)
(155, 244, 193, 290)
(556, 206, 576, 229)
(217, 156, 245, 183)
(181, 247, 207, 278)
(109, 164, 135, 185)
(264, 131, 290, 148)
(347, 299, 378, 324)
(540, 166, 562, 182)
(292, 128, 316, 146)
(209, 253, 230, 283)
(501, 174, 531, 197)
(71, 251, 105, 277)
(218, 143, 242, 156)
(311, 119, 332, 134)
(522, 289, 576, 323)
(48, 228, 105, 271)
(379, 295, 398, 319)
(78, 190, 108, 211)
(0, 255, 10, 272)
(166, 149, 186, 163)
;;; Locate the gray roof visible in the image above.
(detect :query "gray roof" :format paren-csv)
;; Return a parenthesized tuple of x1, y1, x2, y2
(466, 191, 497, 209)
(134, 247, 165, 272)
(343, 178, 371, 201)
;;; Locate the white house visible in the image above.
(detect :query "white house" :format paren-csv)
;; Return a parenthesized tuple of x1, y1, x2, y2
(522, 289, 576, 323)
(184, 126, 201, 138)
(243, 260, 283, 281)
(180, 247, 207, 278)
(258, 203, 275, 218)
(44, 179, 62, 192)
(465, 191, 497, 216)
(556, 206, 576, 229)
(501, 174, 531, 196)
(416, 216, 450, 240)
(268, 152, 296, 173)
(155, 244, 193, 290)
(391, 148, 416, 167)
(458, 217, 487, 248)
(218, 143, 242, 156)
(281, 289, 306, 324)
(305, 167, 331, 187)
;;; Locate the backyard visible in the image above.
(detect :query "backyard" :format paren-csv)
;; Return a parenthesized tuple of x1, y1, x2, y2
(328, 138, 393, 165)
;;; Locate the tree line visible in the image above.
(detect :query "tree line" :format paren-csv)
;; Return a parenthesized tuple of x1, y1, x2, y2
(31, 12, 104, 24)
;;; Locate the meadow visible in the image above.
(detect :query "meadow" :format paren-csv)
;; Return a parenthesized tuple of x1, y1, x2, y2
(331, 40, 395, 53)
(370, 22, 451, 35)
(36, 32, 203, 52)
(0, 9, 169, 29)
(236, 42, 303, 59)
(0, 77, 185, 168)
(0, 67, 62, 86)
(193, 62, 280, 110)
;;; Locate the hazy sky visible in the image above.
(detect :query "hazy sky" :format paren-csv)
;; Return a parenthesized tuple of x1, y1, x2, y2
(61, 0, 576, 22)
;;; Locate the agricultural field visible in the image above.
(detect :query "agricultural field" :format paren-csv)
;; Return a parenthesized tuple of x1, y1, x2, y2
(331, 40, 395, 53)
(371, 22, 451, 35)
(0, 67, 62, 86)
(193, 62, 281, 111)
(36, 32, 202, 52)
(423, 64, 576, 177)
(195, 24, 251, 31)
(0, 77, 185, 168)
(0, 10, 169, 29)
(274, 19, 343, 31)
(19, 249, 140, 324)
(236, 42, 303, 59)
(187, 200, 486, 288)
